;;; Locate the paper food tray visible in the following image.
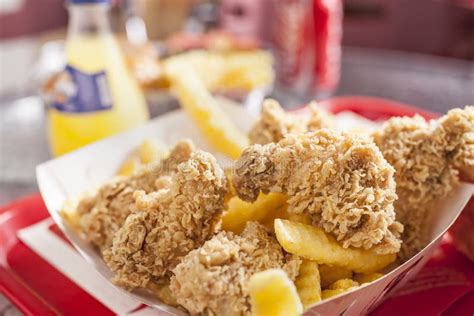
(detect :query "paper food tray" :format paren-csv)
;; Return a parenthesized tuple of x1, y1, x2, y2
(36, 102, 474, 315)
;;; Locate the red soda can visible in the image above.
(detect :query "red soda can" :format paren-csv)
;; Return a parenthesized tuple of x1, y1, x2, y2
(272, 0, 342, 104)
(313, 0, 343, 92)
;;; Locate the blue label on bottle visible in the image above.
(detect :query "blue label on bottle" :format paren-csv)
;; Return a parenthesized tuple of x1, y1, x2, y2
(50, 65, 113, 113)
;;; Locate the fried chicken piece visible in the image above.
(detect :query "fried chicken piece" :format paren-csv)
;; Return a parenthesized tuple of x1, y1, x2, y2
(103, 150, 228, 289)
(233, 129, 402, 254)
(373, 106, 474, 260)
(248, 99, 333, 144)
(170, 222, 301, 316)
(438, 106, 474, 181)
(77, 140, 194, 250)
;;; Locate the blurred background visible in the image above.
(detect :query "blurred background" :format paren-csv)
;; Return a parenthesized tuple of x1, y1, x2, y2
(0, 0, 473, 203)
(1, 0, 473, 99)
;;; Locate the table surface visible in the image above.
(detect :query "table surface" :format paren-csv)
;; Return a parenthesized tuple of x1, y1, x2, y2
(1, 47, 473, 205)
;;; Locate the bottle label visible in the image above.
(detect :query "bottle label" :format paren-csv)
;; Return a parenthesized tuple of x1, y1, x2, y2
(49, 65, 113, 113)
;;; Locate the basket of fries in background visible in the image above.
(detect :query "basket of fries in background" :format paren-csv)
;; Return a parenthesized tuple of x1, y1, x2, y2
(37, 91, 474, 315)
(117, 30, 274, 118)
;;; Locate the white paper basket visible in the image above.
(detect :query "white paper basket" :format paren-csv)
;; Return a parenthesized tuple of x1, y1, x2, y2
(36, 103, 474, 315)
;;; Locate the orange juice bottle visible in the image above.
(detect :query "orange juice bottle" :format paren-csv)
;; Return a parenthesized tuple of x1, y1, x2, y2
(47, 0, 149, 156)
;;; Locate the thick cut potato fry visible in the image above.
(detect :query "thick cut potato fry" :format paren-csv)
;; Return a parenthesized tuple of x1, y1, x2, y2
(138, 139, 168, 164)
(163, 50, 274, 91)
(321, 289, 348, 300)
(163, 60, 249, 159)
(295, 260, 321, 309)
(60, 197, 82, 230)
(319, 265, 353, 288)
(222, 193, 287, 234)
(328, 279, 359, 290)
(354, 272, 383, 284)
(287, 213, 312, 225)
(117, 139, 168, 176)
(148, 283, 178, 307)
(274, 219, 396, 273)
(169, 51, 225, 90)
(117, 156, 141, 177)
(321, 289, 344, 299)
(216, 51, 274, 91)
(321, 279, 359, 300)
(261, 203, 289, 230)
(249, 269, 303, 316)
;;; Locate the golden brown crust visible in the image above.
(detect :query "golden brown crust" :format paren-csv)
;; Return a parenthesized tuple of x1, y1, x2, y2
(170, 222, 301, 315)
(77, 140, 196, 250)
(438, 106, 474, 181)
(233, 130, 401, 254)
(373, 106, 473, 260)
(103, 150, 228, 289)
(248, 99, 333, 145)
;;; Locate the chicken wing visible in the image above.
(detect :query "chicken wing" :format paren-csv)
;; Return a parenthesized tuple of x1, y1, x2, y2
(373, 106, 473, 260)
(77, 140, 195, 250)
(249, 99, 333, 145)
(170, 222, 300, 315)
(103, 150, 228, 289)
(233, 129, 402, 254)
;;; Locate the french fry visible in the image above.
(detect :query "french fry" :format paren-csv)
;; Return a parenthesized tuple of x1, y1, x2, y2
(353, 272, 384, 284)
(321, 289, 346, 300)
(117, 139, 168, 176)
(60, 197, 82, 230)
(137, 139, 168, 164)
(274, 219, 396, 273)
(319, 265, 353, 288)
(216, 51, 274, 91)
(321, 288, 358, 300)
(117, 156, 141, 177)
(170, 51, 225, 90)
(295, 260, 322, 309)
(163, 50, 274, 91)
(221, 193, 287, 234)
(148, 282, 179, 307)
(328, 279, 359, 290)
(287, 213, 312, 225)
(249, 269, 303, 316)
(163, 59, 249, 159)
(261, 203, 289, 230)
(321, 279, 359, 300)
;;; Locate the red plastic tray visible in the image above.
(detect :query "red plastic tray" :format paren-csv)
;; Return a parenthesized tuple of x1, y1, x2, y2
(0, 96, 471, 316)
(0, 195, 117, 316)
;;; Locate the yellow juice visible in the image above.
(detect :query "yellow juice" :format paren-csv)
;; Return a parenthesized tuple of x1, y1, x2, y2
(48, 35, 149, 156)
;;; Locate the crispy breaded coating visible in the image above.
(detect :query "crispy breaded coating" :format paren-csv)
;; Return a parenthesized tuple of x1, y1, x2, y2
(373, 106, 474, 260)
(233, 130, 402, 254)
(77, 140, 195, 250)
(438, 106, 474, 181)
(103, 150, 228, 289)
(170, 222, 301, 315)
(249, 99, 333, 144)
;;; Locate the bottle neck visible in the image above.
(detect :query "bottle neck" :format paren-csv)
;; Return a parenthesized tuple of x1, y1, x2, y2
(68, 3, 111, 36)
